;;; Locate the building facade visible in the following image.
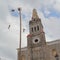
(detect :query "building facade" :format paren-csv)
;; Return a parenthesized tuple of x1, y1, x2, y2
(17, 9, 60, 60)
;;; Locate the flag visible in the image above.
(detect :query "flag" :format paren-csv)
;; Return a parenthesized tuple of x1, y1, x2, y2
(11, 9, 15, 12)
(23, 28, 25, 32)
(8, 25, 10, 29)
(11, 9, 18, 17)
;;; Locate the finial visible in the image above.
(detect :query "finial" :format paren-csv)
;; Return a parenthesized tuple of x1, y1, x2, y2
(32, 9, 39, 19)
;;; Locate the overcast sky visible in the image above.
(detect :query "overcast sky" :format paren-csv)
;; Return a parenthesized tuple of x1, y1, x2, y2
(0, 0, 60, 60)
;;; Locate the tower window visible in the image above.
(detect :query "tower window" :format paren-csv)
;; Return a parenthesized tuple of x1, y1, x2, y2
(34, 19, 35, 21)
(31, 27, 33, 32)
(37, 26, 39, 31)
(34, 27, 36, 31)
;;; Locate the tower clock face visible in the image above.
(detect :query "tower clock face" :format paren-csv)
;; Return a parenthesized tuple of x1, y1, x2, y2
(32, 37, 40, 44)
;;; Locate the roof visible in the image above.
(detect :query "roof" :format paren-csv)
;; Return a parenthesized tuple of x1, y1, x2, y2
(18, 39, 60, 51)
(47, 39, 60, 45)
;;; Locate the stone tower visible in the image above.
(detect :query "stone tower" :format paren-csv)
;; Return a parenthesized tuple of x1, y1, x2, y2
(27, 9, 55, 60)
(27, 9, 46, 48)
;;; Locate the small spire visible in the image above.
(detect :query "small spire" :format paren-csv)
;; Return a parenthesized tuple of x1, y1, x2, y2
(32, 9, 39, 19)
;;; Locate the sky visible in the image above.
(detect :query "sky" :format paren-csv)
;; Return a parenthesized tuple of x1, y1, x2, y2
(0, 0, 60, 60)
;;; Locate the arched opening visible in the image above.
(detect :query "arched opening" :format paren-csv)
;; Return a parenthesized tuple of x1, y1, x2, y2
(37, 26, 39, 31)
(21, 55, 25, 60)
(34, 27, 36, 31)
(31, 27, 33, 32)
(52, 49, 57, 56)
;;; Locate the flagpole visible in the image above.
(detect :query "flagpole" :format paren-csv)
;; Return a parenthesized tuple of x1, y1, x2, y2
(18, 8, 22, 60)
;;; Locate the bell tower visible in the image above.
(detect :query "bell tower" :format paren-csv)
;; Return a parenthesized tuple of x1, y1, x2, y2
(27, 9, 55, 60)
(27, 9, 46, 48)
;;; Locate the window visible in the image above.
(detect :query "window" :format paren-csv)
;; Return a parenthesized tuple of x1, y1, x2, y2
(37, 26, 39, 31)
(35, 39, 38, 42)
(52, 49, 57, 56)
(31, 27, 33, 32)
(21, 55, 25, 60)
(34, 19, 35, 21)
(34, 27, 36, 31)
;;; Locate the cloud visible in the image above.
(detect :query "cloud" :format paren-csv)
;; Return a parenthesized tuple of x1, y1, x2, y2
(42, 17, 60, 41)
(0, 19, 18, 60)
(0, 0, 60, 60)
(53, 0, 60, 12)
(0, 0, 8, 20)
(37, 9, 60, 41)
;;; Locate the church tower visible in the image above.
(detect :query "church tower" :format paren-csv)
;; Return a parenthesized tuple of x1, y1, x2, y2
(27, 9, 46, 48)
(27, 9, 55, 60)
